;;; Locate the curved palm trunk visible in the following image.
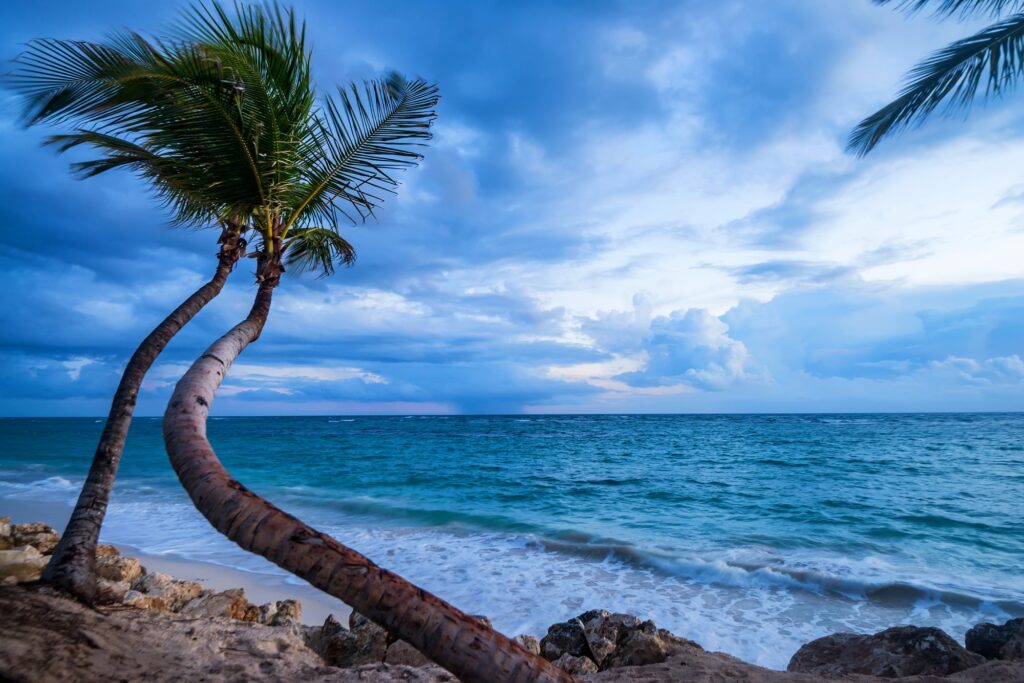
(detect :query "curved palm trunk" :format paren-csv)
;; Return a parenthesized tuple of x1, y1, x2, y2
(163, 258, 574, 683)
(44, 230, 245, 604)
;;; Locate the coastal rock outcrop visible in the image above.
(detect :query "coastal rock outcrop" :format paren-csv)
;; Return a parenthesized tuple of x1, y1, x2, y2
(787, 625, 985, 677)
(540, 609, 702, 672)
(0, 545, 48, 584)
(181, 588, 260, 622)
(10, 522, 60, 555)
(258, 598, 302, 627)
(96, 553, 144, 583)
(302, 613, 389, 668)
(131, 571, 205, 612)
(966, 618, 1024, 660)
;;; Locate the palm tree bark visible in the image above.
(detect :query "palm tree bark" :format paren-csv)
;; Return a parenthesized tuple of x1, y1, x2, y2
(44, 229, 245, 604)
(163, 259, 574, 683)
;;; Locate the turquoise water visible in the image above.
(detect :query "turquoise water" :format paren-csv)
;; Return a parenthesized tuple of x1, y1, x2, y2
(1, 414, 1022, 667)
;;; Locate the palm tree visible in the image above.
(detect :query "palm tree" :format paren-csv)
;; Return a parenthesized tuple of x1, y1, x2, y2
(849, 0, 1024, 154)
(152, 5, 572, 682)
(7, 6, 296, 602)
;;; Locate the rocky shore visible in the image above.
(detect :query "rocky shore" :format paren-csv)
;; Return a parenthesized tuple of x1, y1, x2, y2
(1, 517, 1022, 682)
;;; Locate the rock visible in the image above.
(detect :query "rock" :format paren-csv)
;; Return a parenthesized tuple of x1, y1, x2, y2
(0, 517, 12, 550)
(385, 640, 433, 667)
(180, 588, 258, 621)
(96, 554, 144, 583)
(966, 618, 1024, 660)
(582, 611, 643, 666)
(96, 579, 131, 604)
(552, 652, 599, 674)
(346, 611, 389, 665)
(788, 625, 985, 677)
(258, 599, 302, 627)
(12, 523, 60, 555)
(541, 611, 600, 660)
(541, 609, 699, 670)
(0, 546, 48, 583)
(302, 613, 389, 668)
(515, 634, 541, 655)
(122, 589, 167, 611)
(131, 572, 204, 612)
(604, 625, 701, 669)
(1001, 634, 1024, 661)
(95, 544, 120, 558)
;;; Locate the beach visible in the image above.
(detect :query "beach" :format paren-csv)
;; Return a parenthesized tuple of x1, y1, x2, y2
(2, 414, 1022, 671)
(0, 496, 350, 627)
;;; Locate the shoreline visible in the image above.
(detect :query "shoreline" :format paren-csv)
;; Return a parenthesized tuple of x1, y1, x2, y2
(2, 517, 1022, 682)
(1, 495, 351, 627)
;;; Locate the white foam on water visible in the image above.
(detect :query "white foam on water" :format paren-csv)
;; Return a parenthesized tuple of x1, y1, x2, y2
(89, 493, 1021, 670)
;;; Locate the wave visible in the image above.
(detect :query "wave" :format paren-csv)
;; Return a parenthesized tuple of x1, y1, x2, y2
(531, 536, 1024, 616)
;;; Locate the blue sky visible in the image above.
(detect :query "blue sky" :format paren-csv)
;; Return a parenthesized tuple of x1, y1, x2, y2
(1, 0, 1022, 415)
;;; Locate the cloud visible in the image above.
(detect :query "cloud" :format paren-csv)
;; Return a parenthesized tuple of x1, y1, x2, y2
(2, 1, 1023, 415)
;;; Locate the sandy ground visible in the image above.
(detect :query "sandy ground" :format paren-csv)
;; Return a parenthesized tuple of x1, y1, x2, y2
(0, 495, 351, 626)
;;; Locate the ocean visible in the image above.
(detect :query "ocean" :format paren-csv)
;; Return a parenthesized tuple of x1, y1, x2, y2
(1, 413, 1021, 669)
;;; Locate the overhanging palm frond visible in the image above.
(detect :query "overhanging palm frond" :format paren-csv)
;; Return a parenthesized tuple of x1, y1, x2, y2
(286, 72, 439, 232)
(848, 12, 1024, 155)
(875, 0, 1024, 19)
(284, 226, 356, 276)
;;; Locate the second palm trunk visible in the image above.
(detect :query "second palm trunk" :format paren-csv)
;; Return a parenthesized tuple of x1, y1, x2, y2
(162, 255, 574, 683)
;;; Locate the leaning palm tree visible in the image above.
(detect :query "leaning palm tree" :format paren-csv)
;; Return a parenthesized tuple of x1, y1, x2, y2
(850, 0, 1024, 154)
(7, 7, 301, 602)
(153, 5, 572, 682)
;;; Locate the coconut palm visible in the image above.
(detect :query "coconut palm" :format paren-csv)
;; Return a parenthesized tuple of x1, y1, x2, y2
(149, 5, 571, 682)
(7, 5, 300, 602)
(849, 0, 1024, 154)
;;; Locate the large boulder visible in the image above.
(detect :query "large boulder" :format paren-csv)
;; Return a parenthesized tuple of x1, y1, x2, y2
(0, 545, 48, 584)
(541, 610, 599, 660)
(180, 588, 259, 621)
(11, 522, 60, 555)
(966, 618, 1024, 660)
(788, 625, 985, 677)
(540, 609, 700, 671)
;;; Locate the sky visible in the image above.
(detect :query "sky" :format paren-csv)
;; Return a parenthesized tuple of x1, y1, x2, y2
(1, 0, 1023, 416)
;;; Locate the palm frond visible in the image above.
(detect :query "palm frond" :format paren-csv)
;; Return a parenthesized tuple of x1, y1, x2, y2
(285, 72, 439, 232)
(875, 0, 1024, 19)
(284, 226, 356, 277)
(848, 12, 1024, 155)
(45, 130, 222, 225)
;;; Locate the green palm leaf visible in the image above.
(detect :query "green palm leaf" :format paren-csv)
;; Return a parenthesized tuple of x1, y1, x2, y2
(286, 73, 439, 231)
(848, 12, 1024, 155)
(284, 226, 356, 276)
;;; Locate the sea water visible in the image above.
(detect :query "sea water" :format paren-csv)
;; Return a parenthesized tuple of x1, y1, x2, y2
(0, 414, 1021, 669)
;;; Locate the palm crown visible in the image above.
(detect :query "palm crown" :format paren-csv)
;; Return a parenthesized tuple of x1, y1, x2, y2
(12, 1, 439, 275)
(849, 0, 1024, 154)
